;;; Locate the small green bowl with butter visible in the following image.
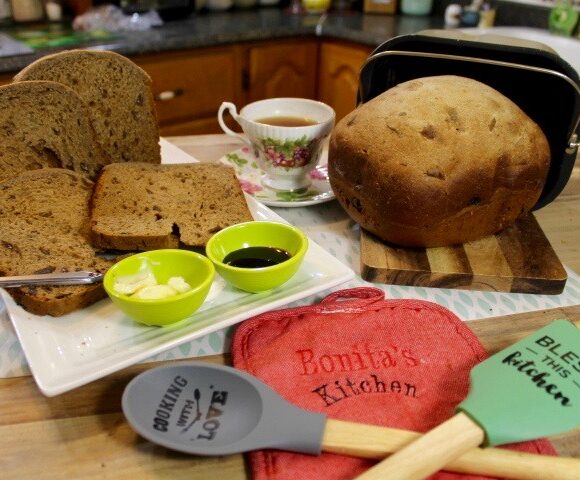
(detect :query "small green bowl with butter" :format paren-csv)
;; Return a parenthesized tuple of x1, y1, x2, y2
(206, 221, 308, 293)
(104, 249, 215, 327)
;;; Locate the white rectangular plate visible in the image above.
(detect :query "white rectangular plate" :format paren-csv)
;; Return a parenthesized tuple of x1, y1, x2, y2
(3, 139, 354, 396)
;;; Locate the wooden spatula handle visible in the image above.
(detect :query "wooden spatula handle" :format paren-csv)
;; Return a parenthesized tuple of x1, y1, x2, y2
(323, 418, 580, 480)
(348, 412, 485, 480)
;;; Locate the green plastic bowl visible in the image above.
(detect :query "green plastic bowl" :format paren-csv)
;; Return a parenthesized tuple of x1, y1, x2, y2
(206, 221, 308, 293)
(103, 249, 215, 327)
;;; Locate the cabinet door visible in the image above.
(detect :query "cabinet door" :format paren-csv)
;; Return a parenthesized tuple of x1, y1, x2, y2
(318, 42, 372, 122)
(245, 39, 318, 104)
(0, 73, 12, 86)
(134, 47, 242, 135)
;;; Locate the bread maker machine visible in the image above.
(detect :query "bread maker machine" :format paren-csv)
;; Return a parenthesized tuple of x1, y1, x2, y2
(357, 30, 580, 210)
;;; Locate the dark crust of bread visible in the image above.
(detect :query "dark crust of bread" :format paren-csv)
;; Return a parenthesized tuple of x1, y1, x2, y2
(7, 284, 108, 317)
(90, 163, 254, 250)
(0, 169, 113, 316)
(329, 75, 551, 247)
(14, 49, 161, 166)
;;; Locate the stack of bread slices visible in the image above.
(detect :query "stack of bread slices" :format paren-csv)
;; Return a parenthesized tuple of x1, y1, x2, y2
(0, 50, 252, 316)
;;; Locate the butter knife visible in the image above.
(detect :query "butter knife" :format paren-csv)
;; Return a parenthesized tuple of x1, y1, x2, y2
(0, 271, 104, 288)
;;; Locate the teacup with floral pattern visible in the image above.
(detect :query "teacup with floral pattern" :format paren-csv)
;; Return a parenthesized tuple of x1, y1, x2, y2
(218, 98, 335, 191)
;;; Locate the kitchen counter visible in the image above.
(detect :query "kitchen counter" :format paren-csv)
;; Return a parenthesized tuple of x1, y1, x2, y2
(0, 134, 578, 479)
(0, 10, 444, 74)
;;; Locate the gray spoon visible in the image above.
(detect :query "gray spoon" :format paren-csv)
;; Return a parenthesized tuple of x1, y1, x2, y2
(121, 362, 577, 479)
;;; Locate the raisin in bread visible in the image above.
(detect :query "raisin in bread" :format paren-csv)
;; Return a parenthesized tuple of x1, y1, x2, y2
(0, 81, 110, 183)
(15, 49, 161, 165)
(0, 169, 113, 316)
(90, 163, 253, 250)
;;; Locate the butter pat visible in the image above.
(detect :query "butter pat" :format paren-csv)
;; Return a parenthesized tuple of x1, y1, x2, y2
(113, 271, 192, 299)
(132, 284, 178, 300)
(168, 276, 192, 293)
(113, 271, 157, 295)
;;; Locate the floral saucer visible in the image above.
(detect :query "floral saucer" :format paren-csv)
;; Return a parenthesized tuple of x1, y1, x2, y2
(219, 146, 335, 208)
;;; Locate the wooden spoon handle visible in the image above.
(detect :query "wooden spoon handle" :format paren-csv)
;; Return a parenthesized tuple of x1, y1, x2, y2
(331, 413, 484, 480)
(323, 417, 580, 480)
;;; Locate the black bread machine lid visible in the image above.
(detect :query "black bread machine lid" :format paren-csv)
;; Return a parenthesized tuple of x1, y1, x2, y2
(358, 29, 580, 210)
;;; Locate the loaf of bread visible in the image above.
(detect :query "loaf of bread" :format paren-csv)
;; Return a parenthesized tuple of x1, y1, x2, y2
(0, 81, 110, 183)
(15, 49, 161, 165)
(0, 169, 113, 316)
(90, 163, 254, 250)
(329, 75, 551, 247)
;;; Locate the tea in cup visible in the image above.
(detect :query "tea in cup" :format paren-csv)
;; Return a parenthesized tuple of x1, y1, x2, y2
(217, 98, 335, 191)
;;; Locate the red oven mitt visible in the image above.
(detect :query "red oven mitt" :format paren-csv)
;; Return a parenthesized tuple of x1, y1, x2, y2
(231, 287, 557, 480)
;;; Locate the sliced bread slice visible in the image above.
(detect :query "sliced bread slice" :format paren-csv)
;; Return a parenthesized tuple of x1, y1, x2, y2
(0, 168, 113, 316)
(90, 163, 254, 250)
(0, 81, 110, 183)
(14, 49, 161, 165)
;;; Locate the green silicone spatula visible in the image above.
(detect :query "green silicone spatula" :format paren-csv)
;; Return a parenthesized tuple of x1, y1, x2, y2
(355, 319, 580, 480)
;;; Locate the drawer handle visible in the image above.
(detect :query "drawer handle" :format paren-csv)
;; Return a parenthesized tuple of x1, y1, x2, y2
(155, 88, 184, 101)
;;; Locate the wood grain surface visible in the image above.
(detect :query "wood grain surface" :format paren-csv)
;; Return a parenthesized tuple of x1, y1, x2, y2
(360, 214, 568, 294)
(1, 135, 578, 479)
(1, 307, 579, 480)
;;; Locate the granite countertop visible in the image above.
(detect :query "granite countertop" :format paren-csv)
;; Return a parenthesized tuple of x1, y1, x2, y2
(0, 10, 444, 74)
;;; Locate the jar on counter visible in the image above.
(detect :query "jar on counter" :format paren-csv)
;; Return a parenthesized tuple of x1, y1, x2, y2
(400, 0, 432, 16)
(10, 0, 44, 22)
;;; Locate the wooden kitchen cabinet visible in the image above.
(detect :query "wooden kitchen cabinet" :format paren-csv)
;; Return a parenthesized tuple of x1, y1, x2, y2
(132, 39, 318, 136)
(0, 38, 373, 135)
(243, 39, 318, 104)
(133, 46, 243, 136)
(318, 41, 373, 122)
(0, 73, 12, 86)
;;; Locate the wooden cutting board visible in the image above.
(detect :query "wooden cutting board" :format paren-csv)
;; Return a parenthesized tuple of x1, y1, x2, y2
(360, 213, 568, 294)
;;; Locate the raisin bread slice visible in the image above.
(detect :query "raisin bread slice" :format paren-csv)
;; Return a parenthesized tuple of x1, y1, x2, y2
(90, 163, 254, 250)
(14, 49, 161, 165)
(0, 169, 113, 316)
(0, 81, 110, 183)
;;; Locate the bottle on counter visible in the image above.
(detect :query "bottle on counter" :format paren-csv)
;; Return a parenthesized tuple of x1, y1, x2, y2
(549, 0, 579, 37)
(444, 3, 462, 28)
(478, 2, 496, 28)
(10, 0, 45, 22)
(45, 0, 63, 21)
(0, 0, 12, 23)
